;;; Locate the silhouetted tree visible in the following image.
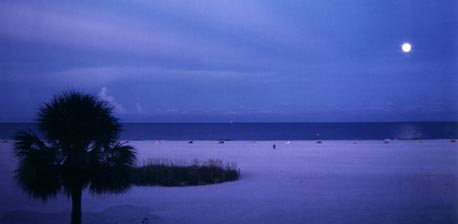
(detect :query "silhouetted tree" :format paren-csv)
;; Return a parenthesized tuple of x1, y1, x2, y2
(14, 90, 136, 224)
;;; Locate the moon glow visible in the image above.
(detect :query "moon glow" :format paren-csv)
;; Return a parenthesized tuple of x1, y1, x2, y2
(402, 43, 412, 53)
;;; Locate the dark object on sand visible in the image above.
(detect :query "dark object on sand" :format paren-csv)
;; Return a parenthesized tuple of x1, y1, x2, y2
(13, 90, 136, 224)
(188, 140, 193, 144)
(273, 144, 276, 149)
(316, 140, 322, 144)
(218, 140, 224, 144)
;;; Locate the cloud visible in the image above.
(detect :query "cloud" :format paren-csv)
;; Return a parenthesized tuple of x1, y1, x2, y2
(0, 1, 336, 73)
(50, 66, 263, 84)
(131, 0, 332, 55)
(98, 87, 126, 114)
(136, 102, 143, 113)
(0, 2, 253, 67)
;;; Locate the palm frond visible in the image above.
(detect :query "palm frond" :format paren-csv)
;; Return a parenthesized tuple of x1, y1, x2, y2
(15, 162, 61, 201)
(111, 142, 137, 167)
(14, 130, 47, 159)
(13, 130, 63, 201)
(97, 142, 137, 167)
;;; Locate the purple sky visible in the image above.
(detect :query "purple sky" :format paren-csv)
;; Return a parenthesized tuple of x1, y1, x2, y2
(0, 0, 457, 122)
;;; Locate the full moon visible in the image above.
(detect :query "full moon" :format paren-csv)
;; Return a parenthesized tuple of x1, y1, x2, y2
(402, 43, 412, 53)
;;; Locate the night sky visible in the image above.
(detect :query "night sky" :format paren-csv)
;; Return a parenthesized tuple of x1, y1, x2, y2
(0, 0, 457, 122)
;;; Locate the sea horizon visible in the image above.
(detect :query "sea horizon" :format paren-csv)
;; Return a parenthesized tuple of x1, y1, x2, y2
(1, 121, 457, 141)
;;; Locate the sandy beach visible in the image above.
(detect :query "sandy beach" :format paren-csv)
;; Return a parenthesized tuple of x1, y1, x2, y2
(0, 140, 457, 224)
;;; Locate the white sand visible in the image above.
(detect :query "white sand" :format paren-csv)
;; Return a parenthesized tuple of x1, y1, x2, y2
(0, 140, 457, 224)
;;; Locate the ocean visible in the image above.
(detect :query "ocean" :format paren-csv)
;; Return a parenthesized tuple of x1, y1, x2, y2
(0, 122, 457, 140)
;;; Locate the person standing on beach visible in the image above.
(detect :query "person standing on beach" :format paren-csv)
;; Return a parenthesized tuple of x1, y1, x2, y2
(273, 144, 276, 149)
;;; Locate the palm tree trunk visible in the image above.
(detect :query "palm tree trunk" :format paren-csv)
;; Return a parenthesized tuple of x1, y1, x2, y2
(71, 187, 82, 224)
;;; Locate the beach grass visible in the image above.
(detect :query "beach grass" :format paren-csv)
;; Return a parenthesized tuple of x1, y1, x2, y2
(131, 158, 240, 186)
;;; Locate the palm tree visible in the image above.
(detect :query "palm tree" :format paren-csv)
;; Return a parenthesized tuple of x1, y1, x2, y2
(14, 90, 136, 224)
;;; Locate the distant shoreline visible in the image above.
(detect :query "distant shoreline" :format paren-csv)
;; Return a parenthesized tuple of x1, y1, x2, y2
(1, 139, 456, 142)
(2, 122, 457, 140)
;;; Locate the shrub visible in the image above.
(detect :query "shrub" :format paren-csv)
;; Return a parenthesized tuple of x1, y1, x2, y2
(130, 158, 240, 187)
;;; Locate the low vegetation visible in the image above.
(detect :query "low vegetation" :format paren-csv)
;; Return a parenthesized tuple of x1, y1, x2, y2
(131, 158, 240, 187)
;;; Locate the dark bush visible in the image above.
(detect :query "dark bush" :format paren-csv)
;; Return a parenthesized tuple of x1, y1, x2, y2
(130, 158, 240, 186)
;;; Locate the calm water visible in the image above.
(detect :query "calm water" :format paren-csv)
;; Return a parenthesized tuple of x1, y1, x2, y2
(1, 122, 457, 140)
